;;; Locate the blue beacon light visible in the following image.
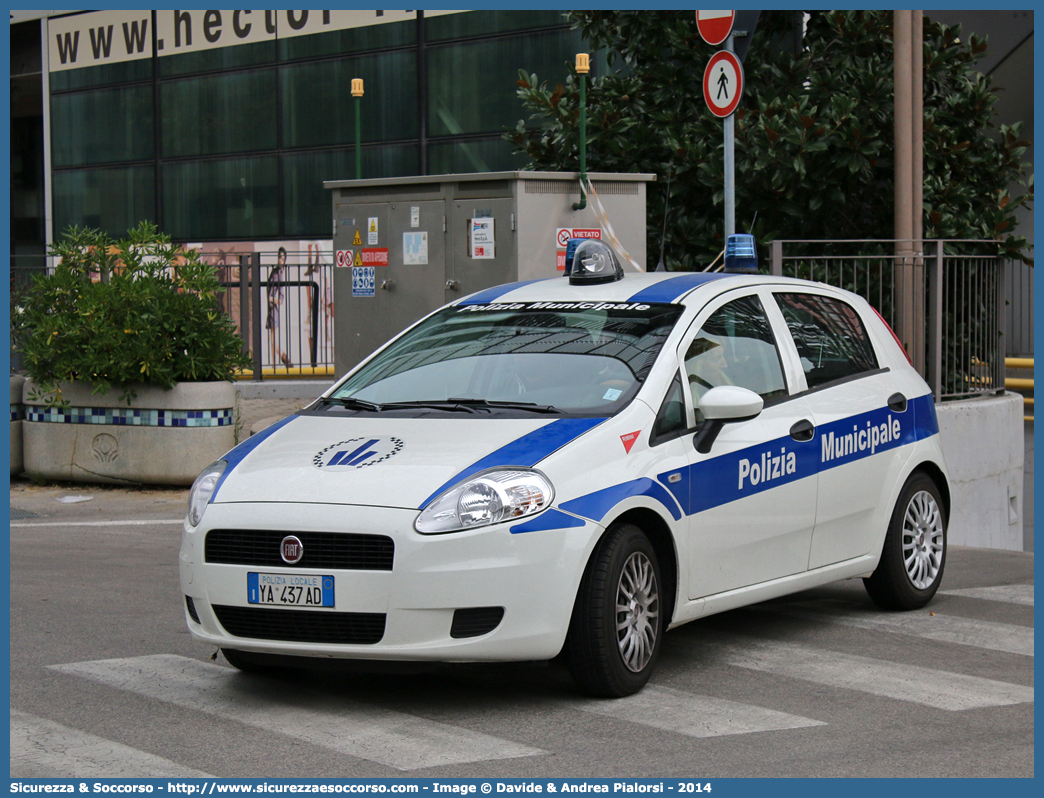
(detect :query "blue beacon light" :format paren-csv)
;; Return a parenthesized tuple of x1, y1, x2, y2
(564, 237, 584, 275)
(723, 233, 759, 273)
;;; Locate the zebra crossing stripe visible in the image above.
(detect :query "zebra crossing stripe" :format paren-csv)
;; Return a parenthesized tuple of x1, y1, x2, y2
(10, 710, 213, 778)
(717, 637, 1034, 710)
(759, 600, 1033, 657)
(940, 584, 1034, 607)
(574, 684, 825, 737)
(48, 655, 545, 771)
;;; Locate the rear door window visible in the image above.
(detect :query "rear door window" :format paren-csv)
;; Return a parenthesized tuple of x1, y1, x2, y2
(774, 293, 879, 389)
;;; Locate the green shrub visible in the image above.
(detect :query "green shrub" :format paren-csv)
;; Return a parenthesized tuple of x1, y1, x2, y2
(11, 222, 250, 404)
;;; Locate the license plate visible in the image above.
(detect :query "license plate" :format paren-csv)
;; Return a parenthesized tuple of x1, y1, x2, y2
(247, 573, 335, 608)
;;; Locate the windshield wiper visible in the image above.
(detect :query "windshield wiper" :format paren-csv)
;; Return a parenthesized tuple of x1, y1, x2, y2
(444, 398, 562, 414)
(319, 397, 560, 415)
(376, 400, 482, 413)
(319, 396, 383, 412)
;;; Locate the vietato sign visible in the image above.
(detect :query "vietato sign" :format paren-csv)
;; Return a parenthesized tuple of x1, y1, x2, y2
(47, 10, 463, 72)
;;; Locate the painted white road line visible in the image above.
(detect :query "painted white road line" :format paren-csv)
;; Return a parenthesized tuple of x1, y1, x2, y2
(760, 600, 1033, 657)
(575, 684, 825, 738)
(940, 584, 1034, 607)
(49, 655, 545, 771)
(718, 637, 1034, 711)
(10, 519, 184, 528)
(10, 710, 213, 778)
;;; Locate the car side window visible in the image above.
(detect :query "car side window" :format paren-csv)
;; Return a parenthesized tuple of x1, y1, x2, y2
(684, 295, 788, 421)
(774, 293, 879, 389)
(652, 371, 686, 443)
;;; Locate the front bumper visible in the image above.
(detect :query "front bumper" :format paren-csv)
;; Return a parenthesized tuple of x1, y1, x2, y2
(180, 501, 598, 662)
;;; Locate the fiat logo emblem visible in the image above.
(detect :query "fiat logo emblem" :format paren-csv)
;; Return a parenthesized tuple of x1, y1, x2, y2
(280, 535, 304, 565)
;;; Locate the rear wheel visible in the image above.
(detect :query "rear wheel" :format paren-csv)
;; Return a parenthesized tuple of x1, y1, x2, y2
(567, 523, 663, 697)
(864, 472, 947, 610)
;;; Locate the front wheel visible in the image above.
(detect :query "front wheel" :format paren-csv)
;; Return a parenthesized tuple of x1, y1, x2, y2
(864, 472, 947, 610)
(567, 523, 663, 697)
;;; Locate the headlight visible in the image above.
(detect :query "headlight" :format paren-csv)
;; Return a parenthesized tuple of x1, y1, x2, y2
(415, 468, 554, 534)
(187, 460, 226, 527)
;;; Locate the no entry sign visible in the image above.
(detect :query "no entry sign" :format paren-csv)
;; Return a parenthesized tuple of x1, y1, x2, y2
(696, 10, 735, 46)
(703, 50, 744, 118)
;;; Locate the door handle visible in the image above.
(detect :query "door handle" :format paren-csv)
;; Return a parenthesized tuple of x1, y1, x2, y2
(790, 419, 815, 442)
(888, 392, 908, 412)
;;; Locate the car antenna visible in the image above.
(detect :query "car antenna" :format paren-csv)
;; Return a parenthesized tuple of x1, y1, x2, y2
(655, 165, 673, 272)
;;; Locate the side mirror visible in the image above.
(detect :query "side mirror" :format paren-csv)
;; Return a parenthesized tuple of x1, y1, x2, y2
(694, 386, 764, 454)
(698, 385, 764, 421)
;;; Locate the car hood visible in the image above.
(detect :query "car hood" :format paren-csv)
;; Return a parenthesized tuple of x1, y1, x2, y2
(211, 414, 606, 509)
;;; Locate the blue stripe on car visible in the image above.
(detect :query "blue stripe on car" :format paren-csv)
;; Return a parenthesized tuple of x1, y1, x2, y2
(510, 508, 587, 534)
(627, 273, 733, 303)
(419, 417, 607, 508)
(560, 477, 683, 522)
(456, 279, 553, 306)
(563, 393, 939, 520)
(211, 415, 297, 502)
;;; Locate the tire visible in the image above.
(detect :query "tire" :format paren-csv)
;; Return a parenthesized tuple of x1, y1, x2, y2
(567, 523, 663, 697)
(864, 472, 947, 610)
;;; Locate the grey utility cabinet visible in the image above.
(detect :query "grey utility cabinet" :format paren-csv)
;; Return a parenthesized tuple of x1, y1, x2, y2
(324, 171, 654, 375)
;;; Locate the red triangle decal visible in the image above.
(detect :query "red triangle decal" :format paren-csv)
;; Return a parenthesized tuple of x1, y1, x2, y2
(620, 431, 640, 454)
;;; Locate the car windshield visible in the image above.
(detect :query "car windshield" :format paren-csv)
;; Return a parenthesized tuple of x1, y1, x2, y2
(332, 301, 684, 415)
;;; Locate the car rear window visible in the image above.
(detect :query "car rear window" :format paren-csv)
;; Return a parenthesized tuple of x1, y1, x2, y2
(774, 293, 879, 388)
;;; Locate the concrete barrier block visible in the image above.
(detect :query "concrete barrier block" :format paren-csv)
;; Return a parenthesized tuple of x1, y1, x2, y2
(936, 392, 1024, 550)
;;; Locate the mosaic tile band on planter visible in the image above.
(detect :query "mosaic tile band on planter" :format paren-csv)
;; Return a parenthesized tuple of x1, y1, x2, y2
(25, 406, 233, 427)
(21, 378, 238, 486)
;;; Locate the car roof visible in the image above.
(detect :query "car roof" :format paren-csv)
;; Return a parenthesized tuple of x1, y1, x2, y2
(454, 271, 837, 309)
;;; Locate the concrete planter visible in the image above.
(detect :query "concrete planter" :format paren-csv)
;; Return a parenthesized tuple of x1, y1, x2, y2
(22, 379, 237, 486)
(11, 374, 25, 475)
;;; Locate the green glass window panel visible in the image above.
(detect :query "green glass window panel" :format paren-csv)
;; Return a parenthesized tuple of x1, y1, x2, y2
(427, 29, 583, 137)
(427, 138, 529, 175)
(51, 85, 154, 167)
(53, 165, 156, 237)
(282, 145, 419, 237)
(49, 58, 152, 92)
(159, 39, 276, 77)
(280, 18, 415, 60)
(425, 11, 568, 41)
(161, 70, 277, 157)
(162, 157, 277, 240)
(281, 52, 417, 148)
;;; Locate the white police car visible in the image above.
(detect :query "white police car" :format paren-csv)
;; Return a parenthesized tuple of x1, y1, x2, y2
(181, 237, 949, 697)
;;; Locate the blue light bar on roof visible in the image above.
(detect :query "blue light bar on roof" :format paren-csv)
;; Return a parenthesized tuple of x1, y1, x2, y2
(724, 234, 758, 273)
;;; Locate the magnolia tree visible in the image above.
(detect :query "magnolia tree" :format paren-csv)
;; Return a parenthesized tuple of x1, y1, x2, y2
(507, 10, 1033, 269)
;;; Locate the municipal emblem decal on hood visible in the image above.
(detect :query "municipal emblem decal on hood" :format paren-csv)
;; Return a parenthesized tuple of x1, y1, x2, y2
(313, 437, 404, 470)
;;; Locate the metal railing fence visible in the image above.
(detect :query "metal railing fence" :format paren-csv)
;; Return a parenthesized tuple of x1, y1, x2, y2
(213, 251, 335, 379)
(769, 240, 1007, 401)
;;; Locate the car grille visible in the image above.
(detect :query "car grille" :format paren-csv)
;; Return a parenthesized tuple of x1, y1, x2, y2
(450, 607, 505, 639)
(212, 605, 386, 645)
(205, 529, 394, 570)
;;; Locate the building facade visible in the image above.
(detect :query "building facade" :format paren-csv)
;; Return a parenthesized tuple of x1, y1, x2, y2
(11, 9, 592, 268)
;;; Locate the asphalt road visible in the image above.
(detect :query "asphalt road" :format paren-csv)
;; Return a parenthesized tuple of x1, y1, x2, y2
(9, 480, 1034, 779)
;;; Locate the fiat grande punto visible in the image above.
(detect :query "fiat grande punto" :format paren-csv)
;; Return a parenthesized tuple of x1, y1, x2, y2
(181, 238, 950, 697)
